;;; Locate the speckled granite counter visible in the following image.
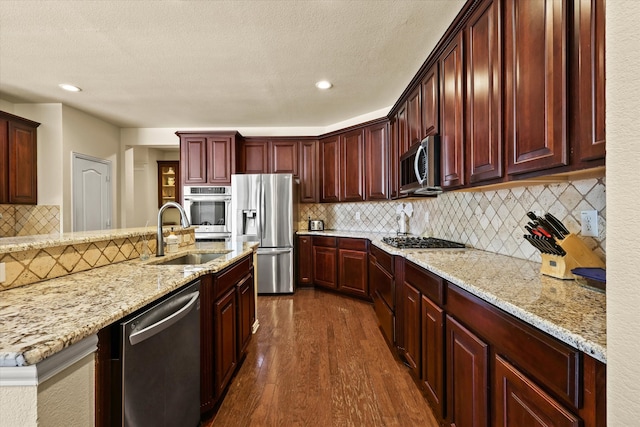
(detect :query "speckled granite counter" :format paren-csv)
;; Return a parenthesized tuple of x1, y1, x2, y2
(298, 230, 606, 363)
(0, 241, 258, 367)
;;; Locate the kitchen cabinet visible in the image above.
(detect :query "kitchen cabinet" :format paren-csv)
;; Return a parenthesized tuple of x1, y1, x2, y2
(337, 238, 368, 298)
(340, 129, 365, 202)
(407, 87, 422, 147)
(571, 0, 606, 164)
(504, 0, 568, 175)
(177, 131, 238, 186)
(0, 111, 40, 204)
(157, 161, 180, 207)
(389, 119, 400, 199)
(421, 295, 444, 420)
(236, 272, 255, 357)
(365, 122, 389, 200)
(396, 102, 409, 157)
(214, 286, 237, 398)
(237, 139, 299, 176)
(421, 65, 439, 138)
(238, 139, 269, 174)
(466, 0, 503, 184)
(369, 244, 395, 344)
(446, 314, 489, 427)
(297, 235, 313, 286)
(319, 136, 340, 203)
(299, 140, 318, 203)
(403, 282, 421, 377)
(271, 140, 299, 176)
(312, 236, 338, 289)
(440, 31, 465, 189)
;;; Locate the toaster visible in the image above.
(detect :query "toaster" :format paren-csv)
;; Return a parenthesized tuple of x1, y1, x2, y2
(309, 220, 324, 231)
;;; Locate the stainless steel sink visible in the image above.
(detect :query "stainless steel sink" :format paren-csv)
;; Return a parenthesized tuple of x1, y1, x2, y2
(153, 252, 225, 265)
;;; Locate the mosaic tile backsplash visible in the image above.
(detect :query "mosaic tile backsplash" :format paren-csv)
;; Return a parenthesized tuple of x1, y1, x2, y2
(0, 204, 60, 237)
(299, 177, 606, 262)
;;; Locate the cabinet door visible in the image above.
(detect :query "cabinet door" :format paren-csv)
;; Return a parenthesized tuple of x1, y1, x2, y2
(181, 136, 208, 184)
(214, 287, 237, 396)
(0, 120, 8, 203)
(422, 295, 445, 419)
(340, 129, 365, 202)
(237, 273, 254, 356)
(312, 245, 337, 289)
(440, 32, 466, 189)
(200, 274, 215, 412)
(505, 0, 568, 175)
(421, 65, 439, 138)
(207, 136, 234, 185)
(466, 0, 503, 184)
(571, 0, 606, 163)
(239, 140, 269, 174)
(446, 315, 488, 427)
(396, 102, 409, 156)
(299, 140, 318, 203)
(271, 140, 299, 176)
(8, 121, 38, 204)
(338, 249, 368, 298)
(365, 122, 389, 200)
(495, 355, 580, 427)
(319, 136, 340, 203)
(297, 235, 313, 285)
(407, 87, 422, 147)
(389, 119, 400, 199)
(403, 282, 421, 378)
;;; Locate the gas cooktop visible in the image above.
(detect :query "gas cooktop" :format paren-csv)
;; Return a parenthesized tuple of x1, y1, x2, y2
(382, 236, 465, 249)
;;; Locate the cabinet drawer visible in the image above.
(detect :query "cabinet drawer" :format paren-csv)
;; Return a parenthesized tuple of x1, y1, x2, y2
(370, 257, 394, 310)
(214, 255, 252, 299)
(446, 283, 581, 409)
(405, 261, 444, 306)
(373, 290, 394, 345)
(338, 237, 367, 251)
(370, 244, 394, 275)
(313, 236, 337, 247)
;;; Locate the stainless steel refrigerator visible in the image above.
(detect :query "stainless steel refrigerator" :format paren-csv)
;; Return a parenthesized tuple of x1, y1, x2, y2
(231, 173, 297, 293)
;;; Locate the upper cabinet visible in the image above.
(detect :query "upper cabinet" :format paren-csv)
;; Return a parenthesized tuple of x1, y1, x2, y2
(407, 87, 422, 147)
(421, 65, 439, 138)
(504, 0, 568, 175)
(365, 122, 390, 200)
(178, 132, 238, 186)
(299, 140, 318, 203)
(237, 139, 299, 177)
(238, 140, 269, 174)
(340, 129, 366, 202)
(320, 135, 341, 203)
(0, 111, 40, 205)
(466, 0, 503, 184)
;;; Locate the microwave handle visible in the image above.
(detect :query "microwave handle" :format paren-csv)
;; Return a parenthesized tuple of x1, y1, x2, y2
(414, 143, 426, 185)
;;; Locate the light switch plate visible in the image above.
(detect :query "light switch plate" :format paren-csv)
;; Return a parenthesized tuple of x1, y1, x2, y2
(0, 263, 5, 283)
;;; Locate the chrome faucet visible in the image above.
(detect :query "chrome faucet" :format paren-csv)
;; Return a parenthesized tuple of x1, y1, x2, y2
(157, 202, 190, 257)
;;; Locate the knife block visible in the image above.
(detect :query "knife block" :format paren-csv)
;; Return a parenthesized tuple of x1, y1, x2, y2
(540, 233, 605, 280)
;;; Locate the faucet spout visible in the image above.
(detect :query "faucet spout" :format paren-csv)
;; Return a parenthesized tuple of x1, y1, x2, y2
(157, 202, 190, 257)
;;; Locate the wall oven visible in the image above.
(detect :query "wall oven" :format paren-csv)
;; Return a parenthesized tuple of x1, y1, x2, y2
(183, 186, 232, 241)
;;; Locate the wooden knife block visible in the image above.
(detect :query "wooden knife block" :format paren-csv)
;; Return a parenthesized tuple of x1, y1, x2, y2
(540, 233, 605, 280)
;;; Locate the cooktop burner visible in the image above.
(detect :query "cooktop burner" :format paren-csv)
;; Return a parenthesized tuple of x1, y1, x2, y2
(382, 236, 465, 249)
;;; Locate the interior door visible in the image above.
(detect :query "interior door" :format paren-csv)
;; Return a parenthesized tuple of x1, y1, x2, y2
(72, 153, 112, 232)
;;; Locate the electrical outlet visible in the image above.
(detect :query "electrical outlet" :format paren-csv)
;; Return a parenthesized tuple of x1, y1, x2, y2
(0, 263, 5, 283)
(355, 211, 361, 221)
(581, 210, 598, 237)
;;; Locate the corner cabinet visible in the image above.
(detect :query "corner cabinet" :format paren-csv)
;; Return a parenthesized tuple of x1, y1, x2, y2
(0, 111, 40, 204)
(177, 131, 238, 186)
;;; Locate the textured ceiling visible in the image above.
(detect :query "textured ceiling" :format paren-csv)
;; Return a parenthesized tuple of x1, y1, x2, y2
(0, 1, 465, 129)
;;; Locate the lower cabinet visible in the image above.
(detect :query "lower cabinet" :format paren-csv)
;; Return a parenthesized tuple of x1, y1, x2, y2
(237, 273, 255, 356)
(214, 287, 238, 398)
(296, 235, 313, 286)
(309, 236, 369, 298)
(421, 295, 444, 419)
(312, 237, 338, 289)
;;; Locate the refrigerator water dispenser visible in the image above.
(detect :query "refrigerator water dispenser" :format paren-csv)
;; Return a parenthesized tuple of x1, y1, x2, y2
(242, 209, 257, 236)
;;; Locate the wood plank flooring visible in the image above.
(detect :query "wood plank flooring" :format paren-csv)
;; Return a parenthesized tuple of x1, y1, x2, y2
(204, 289, 439, 427)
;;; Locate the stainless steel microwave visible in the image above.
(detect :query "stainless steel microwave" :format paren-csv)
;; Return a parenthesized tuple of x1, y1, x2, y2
(399, 135, 442, 196)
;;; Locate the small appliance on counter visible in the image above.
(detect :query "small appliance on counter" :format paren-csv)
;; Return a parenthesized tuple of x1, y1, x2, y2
(309, 219, 324, 231)
(522, 211, 605, 280)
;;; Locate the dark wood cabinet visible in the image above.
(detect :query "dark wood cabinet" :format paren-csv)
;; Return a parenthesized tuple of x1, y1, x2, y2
(178, 132, 237, 186)
(238, 140, 269, 174)
(340, 129, 365, 202)
(504, 0, 568, 175)
(421, 295, 445, 419)
(238, 139, 299, 177)
(440, 31, 466, 189)
(571, 0, 606, 164)
(236, 272, 254, 357)
(312, 237, 338, 289)
(214, 286, 237, 398)
(365, 122, 389, 200)
(466, 0, 503, 184)
(403, 282, 422, 378)
(407, 87, 422, 147)
(299, 140, 318, 203)
(0, 111, 40, 204)
(271, 140, 299, 176)
(369, 245, 395, 344)
(495, 355, 580, 427)
(446, 314, 489, 427)
(421, 65, 439, 138)
(319, 136, 340, 203)
(157, 161, 180, 208)
(337, 238, 368, 298)
(389, 119, 400, 199)
(396, 103, 409, 156)
(297, 235, 313, 286)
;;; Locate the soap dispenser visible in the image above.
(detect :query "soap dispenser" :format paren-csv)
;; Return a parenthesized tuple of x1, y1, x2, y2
(166, 227, 179, 253)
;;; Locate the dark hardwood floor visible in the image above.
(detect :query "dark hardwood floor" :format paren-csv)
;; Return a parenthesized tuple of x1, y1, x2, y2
(204, 288, 439, 426)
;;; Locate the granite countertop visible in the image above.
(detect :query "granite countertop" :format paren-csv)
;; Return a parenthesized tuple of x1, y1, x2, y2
(298, 230, 607, 363)
(0, 241, 258, 367)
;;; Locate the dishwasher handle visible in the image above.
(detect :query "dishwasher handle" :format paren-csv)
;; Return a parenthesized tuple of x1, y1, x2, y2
(129, 291, 199, 346)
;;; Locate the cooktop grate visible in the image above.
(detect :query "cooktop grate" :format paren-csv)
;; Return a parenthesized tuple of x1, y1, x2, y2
(382, 236, 465, 249)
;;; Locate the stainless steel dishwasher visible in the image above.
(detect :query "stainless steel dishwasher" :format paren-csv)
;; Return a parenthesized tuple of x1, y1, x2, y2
(113, 279, 201, 427)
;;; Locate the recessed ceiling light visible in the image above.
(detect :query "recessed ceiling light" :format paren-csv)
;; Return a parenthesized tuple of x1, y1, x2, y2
(58, 83, 82, 92)
(315, 80, 333, 90)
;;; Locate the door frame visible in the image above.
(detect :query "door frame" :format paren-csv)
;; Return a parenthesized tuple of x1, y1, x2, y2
(71, 152, 112, 232)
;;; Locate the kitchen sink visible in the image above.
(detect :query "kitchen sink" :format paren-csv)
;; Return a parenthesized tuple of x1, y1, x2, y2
(152, 252, 226, 265)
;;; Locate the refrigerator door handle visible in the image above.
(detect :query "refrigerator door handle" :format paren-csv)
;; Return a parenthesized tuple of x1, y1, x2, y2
(260, 182, 266, 240)
(258, 249, 291, 255)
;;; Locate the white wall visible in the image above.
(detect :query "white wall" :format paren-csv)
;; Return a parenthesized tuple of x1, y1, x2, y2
(606, 1, 640, 425)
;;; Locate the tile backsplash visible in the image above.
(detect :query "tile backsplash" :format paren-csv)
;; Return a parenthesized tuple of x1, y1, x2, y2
(0, 204, 60, 237)
(299, 177, 606, 262)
